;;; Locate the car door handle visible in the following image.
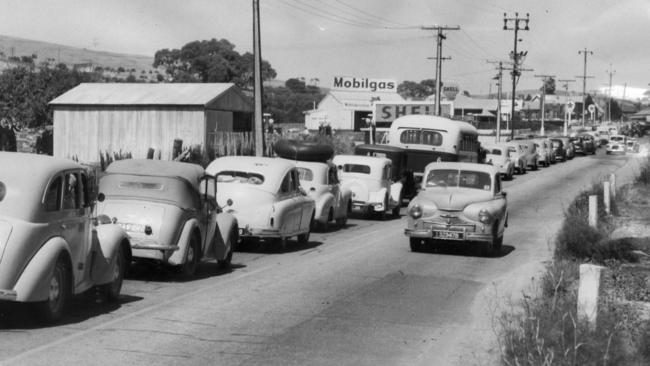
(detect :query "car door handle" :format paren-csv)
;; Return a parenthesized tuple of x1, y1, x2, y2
(61, 223, 68, 229)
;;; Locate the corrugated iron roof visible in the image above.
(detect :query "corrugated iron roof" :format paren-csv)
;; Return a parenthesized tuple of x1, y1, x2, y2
(49, 83, 237, 106)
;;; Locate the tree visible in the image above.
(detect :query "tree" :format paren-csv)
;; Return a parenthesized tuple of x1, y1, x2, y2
(397, 81, 429, 100)
(263, 78, 326, 124)
(153, 39, 276, 88)
(285, 78, 306, 93)
(542, 77, 556, 95)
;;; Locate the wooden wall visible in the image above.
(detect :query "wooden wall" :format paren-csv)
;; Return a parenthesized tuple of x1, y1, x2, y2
(53, 106, 206, 163)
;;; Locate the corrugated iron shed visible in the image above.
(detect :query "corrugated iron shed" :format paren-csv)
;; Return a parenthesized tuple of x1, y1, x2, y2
(50, 83, 252, 111)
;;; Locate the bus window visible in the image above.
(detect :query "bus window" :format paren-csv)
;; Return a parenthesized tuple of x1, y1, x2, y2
(421, 130, 443, 146)
(400, 129, 421, 144)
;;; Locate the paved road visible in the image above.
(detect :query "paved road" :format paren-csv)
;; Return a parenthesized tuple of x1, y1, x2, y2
(0, 148, 644, 366)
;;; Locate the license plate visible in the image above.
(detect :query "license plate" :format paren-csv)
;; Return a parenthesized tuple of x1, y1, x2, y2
(433, 230, 463, 240)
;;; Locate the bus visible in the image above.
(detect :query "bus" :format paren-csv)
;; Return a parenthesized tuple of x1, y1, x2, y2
(383, 115, 481, 177)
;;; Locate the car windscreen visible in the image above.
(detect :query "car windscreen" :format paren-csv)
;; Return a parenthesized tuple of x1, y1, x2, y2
(341, 164, 371, 174)
(296, 167, 313, 182)
(425, 169, 491, 191)
(489, 149, 502, 155)
(215, 171, 265, 185)
(610, 136, 624, 142)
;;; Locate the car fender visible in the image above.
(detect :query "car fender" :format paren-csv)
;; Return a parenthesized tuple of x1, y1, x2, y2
(13, 237, 70, 302)
(335, 187, 352, 218)
(91, 224, 130, 285)
(214, 213, 238, 261)
(314, 192, 335, 223)
(168, 218, 200, 266)
(389, 182, 403, 207)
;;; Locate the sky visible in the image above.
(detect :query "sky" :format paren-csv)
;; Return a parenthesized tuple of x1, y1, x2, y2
(0, 0, 648, 99)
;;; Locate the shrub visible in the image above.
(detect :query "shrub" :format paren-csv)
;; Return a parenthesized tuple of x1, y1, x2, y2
(635, 156, 650, 185)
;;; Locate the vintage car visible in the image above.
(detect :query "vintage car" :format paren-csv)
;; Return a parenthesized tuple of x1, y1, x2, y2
(504, 141, 533, 173)
(404, 162, 508, 256)
(550, 138, 567, 162)
(0, 152, 130, 322)
(332, 155, 403, 218)
(97, 160, 238, 277)
(606, 134, 627, 155)
(206, 156, 315, 249)
(532, 140, 551, 167)
(483, 144, 515, 180)
(293, 160, 352, 229)
(559, 137, 575, 159)
(577, 134, 597, 154)
(354, 144, 418, 201)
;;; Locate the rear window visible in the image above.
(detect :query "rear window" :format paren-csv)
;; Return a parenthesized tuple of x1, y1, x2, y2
(216, 171, 264, 185)
(610, 136, 624, 142)
(341, 164, 371, 174)
(490, 149, 502, 155)
(399, 129, 443, 146)
(118, 181, 164, 190)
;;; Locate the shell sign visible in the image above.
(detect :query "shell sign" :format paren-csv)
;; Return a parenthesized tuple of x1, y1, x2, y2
(442, 83, 460, 100)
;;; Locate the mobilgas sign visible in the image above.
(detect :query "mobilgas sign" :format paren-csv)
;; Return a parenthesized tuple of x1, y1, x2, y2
(373, 102, 437, 123)
(333, 77, 396, 92)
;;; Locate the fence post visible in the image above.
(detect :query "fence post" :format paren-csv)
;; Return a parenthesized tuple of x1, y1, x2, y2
(603, 181, 611, 215)
(609, 173, 616, 199)
(588, 195, 598, 228)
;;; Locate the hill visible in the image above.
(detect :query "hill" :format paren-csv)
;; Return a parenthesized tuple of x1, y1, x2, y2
(0, 34, 154, 72)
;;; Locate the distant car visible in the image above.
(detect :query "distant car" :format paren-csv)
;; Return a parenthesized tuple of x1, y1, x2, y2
(332, 154, 403, 218)
(505, 141, 537, 172)
(606, 134, 627, 155)
(206, 156, 315, 249)
(550, 138, 567, 162)
(97, 159, 238, 277)
(0, 152, 130, 322)
(569, 136, 586, 155)
(404, 162, 508, 256)
(559, 137, 575, 159)
(532, 140, 552, 167)
(578, 134, 597, 154)
(293, 160, 352, 229)
(483, 144, 515, 180)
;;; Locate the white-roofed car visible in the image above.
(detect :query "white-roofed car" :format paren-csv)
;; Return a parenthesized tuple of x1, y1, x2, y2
(0, 152, 130, 322)
(626, 138, 639, 153)
(503, 142, 528, 174)
(97, 159, 239, 277)
(606, 134, 627, 155)
(332, 155, 403, 219)
(205, 156, 315, 250)
(404, 162, 508, 257)
(483, 144, 515, 180)
(293, 160, 352, 230)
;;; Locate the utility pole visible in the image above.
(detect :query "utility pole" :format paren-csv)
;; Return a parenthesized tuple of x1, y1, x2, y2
(534, 74, 556, 136)
(503, 13, 530, 140)
(252, 0, 264, 156)
(487, 61, 505, 142)
(559, 79, 576, 135)
(422, 25, 460, 116)
(576, 48, 594, 127)
(605, 64, 615, 123)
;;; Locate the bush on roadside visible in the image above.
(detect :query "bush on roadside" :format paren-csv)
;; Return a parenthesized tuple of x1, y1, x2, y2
(634, 156, 650, 185)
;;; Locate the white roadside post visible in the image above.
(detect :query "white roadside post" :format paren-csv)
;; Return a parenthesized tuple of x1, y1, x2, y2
(578, 264, 605, 329)
(609, 173, 616, 199)
(588, 195, 597, 228)
(603, 181, 611, 215)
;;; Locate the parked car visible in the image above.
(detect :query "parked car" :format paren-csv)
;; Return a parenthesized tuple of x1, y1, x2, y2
(550, 138, 567, 162)
(332, 154, 403, 218)
(293, 160, 352, 229)
(606, 134, 627, 155)
(559, 137, 575, 159)
(404, 162, 508, 256)
(505, 140, 537, 172)
(569, 136, 586, 155)
(532, 140, 551, 167)
(0, 152, 130, 322)
(578, 134, 597, 154)
(354, 144, 418, 201)
(97, 159, 238, 277)
(206, 156, 315, 249)
(483, 144, 515, 180)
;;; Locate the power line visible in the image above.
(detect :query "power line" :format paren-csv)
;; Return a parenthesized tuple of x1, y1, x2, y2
(278, 0, 387, 29)
(331, 0, 409, 27)
(422, 25, 460, 115)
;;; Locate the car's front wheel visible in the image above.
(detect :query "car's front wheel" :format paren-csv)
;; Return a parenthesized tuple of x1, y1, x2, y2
(37, 255, 71, 322)
(218, 231, 236, 269)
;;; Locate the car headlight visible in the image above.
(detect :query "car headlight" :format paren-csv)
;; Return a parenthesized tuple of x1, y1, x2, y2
(478, 209, 492, 224)
(408, 204, 423, 219)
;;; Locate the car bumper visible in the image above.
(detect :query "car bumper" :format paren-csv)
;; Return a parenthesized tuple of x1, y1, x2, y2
(351, 200, 385, 213)
(239, 226, 282, 238)
(0, 289, 17, 301)
(404, 220, 493, 242)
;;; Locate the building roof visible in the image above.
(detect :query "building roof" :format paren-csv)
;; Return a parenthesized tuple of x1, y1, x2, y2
(449, 94, 497, 111)
(49, 83, 250, 109)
